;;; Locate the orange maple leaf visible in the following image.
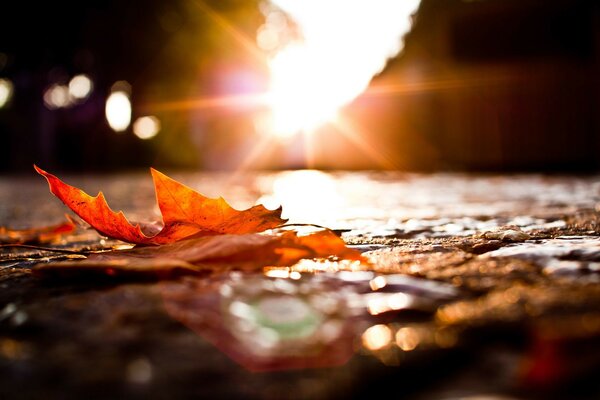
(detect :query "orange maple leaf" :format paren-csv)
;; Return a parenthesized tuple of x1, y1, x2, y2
(0, 217, 76, 244)
(32, 229, 366, 278)
(34, 165, 286, 245)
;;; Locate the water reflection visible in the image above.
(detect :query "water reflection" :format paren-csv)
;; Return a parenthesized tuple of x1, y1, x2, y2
(396, 327, 420, 351)
(366, 292, 412, 316)
(255, 171, 583, 236)
(160, 270, 460, 372)
(362, 324, 392, 350)
(161, 273, 357, 371)
(259, 170, 344, 225)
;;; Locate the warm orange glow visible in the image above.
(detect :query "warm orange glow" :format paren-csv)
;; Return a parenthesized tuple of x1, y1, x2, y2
(143, 92, 268, 113)
(194, 0, 266, 63)
(362, 324, 393, 350)
(260, 0, 421, 137)
(396, 327, 420, 351)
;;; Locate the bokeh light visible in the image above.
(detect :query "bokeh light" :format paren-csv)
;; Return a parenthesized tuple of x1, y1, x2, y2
(105, 84, 132, 132)
(43, 84, 70, 109)
(0, 79, 13, 108)
(395, 327, 420, 351)
(361, 324, 392, 350)
(68, 74, 93, 100)
(133, 116, 161, 140)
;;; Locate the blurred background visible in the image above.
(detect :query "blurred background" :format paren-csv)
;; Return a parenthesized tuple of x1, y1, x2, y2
(0, 0, 598, 173)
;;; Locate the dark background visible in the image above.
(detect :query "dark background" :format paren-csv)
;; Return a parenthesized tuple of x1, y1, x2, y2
(0, 0, 598, 173)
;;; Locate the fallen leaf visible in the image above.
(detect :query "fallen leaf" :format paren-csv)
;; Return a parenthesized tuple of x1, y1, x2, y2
(0, 217, 76, 244)
(32, 229, 366, 278)
(34, 165, 286, 245)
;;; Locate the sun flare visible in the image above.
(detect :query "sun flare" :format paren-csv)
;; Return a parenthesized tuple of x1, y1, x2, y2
(259, 0, 421, 137)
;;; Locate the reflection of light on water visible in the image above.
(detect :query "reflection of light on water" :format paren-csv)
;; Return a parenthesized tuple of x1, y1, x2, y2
(259, 170, 344, 224)
(264, 268, 301, 280)
(362, 323, 459, 361)
(362, 324, 392, 350)
(367, 292, 412, 316)
(290, 259, 364, 274)
(133, 116, 161, 139)
(0, 78, 14, 108)
(106, 82, 132, 132)
(369, 275, 387, 291)
(396, 327, 420, 351)
(228, 294, 324, 353)
(259, 0, 421, 137)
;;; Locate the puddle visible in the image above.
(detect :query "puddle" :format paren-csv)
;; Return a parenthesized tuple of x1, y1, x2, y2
(159, 270, 460, 371)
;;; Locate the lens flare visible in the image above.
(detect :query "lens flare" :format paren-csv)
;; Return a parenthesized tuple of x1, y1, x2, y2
(261, 0, 421, 137)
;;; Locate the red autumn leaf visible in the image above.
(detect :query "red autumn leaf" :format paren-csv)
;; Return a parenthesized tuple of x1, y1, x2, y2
(0, 217, 76, 244)
(34, 165, 286, 245)
(32, 229, 366, 278)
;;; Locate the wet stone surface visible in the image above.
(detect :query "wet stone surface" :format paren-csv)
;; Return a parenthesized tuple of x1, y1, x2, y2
(1, 170, 600, 399)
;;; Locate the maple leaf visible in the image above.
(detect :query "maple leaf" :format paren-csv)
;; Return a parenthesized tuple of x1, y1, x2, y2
(34, 165, 286, 245)
(0, 217, 76, 244)
(32, 229, 366, 278)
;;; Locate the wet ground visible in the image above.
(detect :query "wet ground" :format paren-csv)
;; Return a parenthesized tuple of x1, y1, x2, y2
(1, 170, 600, 399)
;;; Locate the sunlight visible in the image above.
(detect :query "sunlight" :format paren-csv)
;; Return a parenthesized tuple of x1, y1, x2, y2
(260, 0, 421, 137)
(258, 170, 344, 225)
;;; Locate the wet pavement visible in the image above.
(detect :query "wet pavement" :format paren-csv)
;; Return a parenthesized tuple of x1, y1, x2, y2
(1, 170, 600, 399)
